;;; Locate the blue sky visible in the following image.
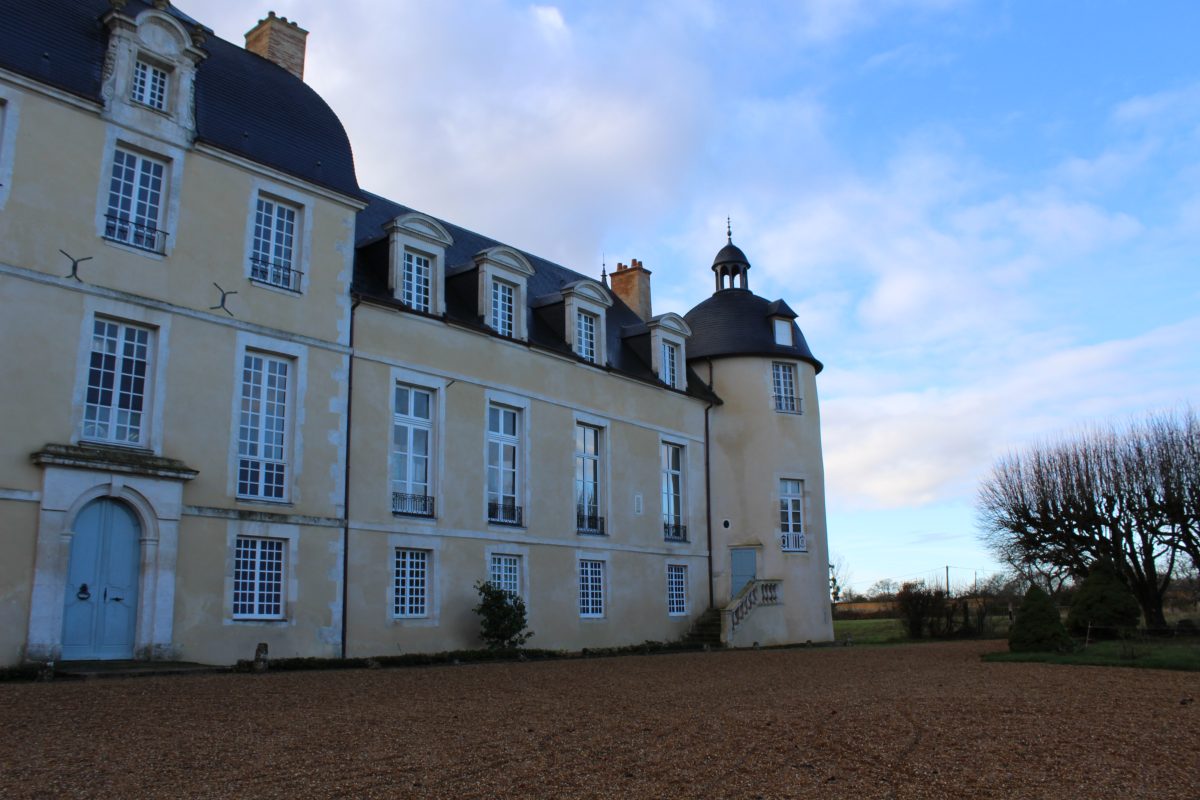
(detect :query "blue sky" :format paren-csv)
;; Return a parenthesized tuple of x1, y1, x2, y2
(196, 1, 1200, 594)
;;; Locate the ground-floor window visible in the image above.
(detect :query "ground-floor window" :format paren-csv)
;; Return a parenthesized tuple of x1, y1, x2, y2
(394, 548, 430, 617)
(579, 559, 605, 618)
(667, 564, 688, 615)
(233, 537, 285, 619)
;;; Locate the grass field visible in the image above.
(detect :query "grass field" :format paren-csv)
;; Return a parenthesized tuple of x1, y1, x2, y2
(832, 617, 908, 644)
(984, 637, 1200, 671)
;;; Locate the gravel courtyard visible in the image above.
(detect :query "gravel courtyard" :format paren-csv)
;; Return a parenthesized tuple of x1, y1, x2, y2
(1, 640, 1197, 799)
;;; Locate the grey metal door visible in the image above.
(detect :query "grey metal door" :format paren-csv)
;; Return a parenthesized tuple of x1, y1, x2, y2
(730, 548, 756, 600)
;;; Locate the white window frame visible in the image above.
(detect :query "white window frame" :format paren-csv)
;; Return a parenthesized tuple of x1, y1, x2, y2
(244, 182, 312, 295)
(402, 250, 433, 312)
(94, 129, 184, 258)
(667, 563, 689, 616)
(489, 553, 522, 597)
(387, 213, 453, 315)
(773, 318, 794, 346)
(387, 532, 442, 626)
(223, 523, 298, 625)
(475, 247, 535, 341)
(562, 280, 613, 365)
(486, 401, 524, 525)
(228, 333, 307, 504)
(779, 478, 807, 552)
(772, 362, 802, 414)
(103, 146, 168, 253)
(485, 543, 530, 601)
(661, 340, 680, 388)
(232, 536, 287, 620)
(578, 556, 607, 618)
(392, 382, 436, 517)
(575, 422, 604, 534)
(661, 440, 687, 541)
(249, 193, 302, 293)
(491, 278, 517, 338)
(80, 318, 154, 448)
(131, 57, 170, 111)
(393, 548, 431, 618)
(576, 310, 598, 362)
(648, 313, 691, 390)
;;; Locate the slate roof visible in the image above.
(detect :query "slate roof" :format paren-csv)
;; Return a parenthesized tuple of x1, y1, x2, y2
(0, 0, 360, 199)
(354, 192, 719, 403)
(685, 288, 823, 373)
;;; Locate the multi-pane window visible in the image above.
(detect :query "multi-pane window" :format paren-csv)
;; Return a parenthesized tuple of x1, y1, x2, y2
(490, 554, 521, 597)
(780, 479, 807, 551)
(233, 537, 284, 619)
(491, 279, 515, 337)
(667, 564, 688, 615)
(661, 443, 686, 540)
(237, 352, 290, 500)
(661, 341, 679, 387)
(772, 362, 800, 413)
(403, 250, 432, 312)
(131, 59, 168, 110)
(576, 311, 597, 363)
(393, 548, 429, 617)
(579, 559, 605, 617)
(82, 319, 151, 446)
(575, 424, 603, 533)
(392, 384, 434, 516)
(251, 195, 301, 291)
(487, 404, 522, 524)
(104, 148, 166, 252)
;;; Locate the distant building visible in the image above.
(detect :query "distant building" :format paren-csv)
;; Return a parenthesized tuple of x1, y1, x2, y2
(0, 0, 831, 665)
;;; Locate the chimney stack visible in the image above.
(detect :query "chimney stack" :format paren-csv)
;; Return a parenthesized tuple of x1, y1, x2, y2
(245, 11, 308, 81)
(609, 258, 653, 321)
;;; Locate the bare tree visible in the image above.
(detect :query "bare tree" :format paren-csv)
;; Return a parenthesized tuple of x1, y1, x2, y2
(977, 409, 1197, 629)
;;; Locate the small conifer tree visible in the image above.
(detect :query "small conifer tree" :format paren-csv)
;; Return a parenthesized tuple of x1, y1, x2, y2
(1008, 585, 1072, 652)
(1067, 560, 1141, 637)
(473, 581, 533, 650)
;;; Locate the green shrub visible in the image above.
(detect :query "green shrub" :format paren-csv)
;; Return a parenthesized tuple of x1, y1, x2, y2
(473, 581, 533, 650)
(1009, 585, 1072, 653)
(1066, 560, 1141, 637)
(896, 581, 946, 638)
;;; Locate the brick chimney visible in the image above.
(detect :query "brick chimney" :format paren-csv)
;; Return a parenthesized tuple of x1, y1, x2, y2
(245, 11, 308, 80)
(609, 258, 652, 321)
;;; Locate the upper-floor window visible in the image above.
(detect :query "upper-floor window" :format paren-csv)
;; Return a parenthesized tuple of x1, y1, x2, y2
(233, 536, 285, 620)
(780, 479, 807, 552)
(490, 554, 521, 598)
(575, 424, 604, 534)
(773, 319, 793, 346)
(661, 341, 679, 388)
(403, 250, 432, 312)
(667, 564, 688, 615)
(250, 195, 302, 292)
(662, 442, 686, 541)
(82, 319, 152, 447)
(393, 548, 430, 618)
(237, 352, 291, 501)
(772, 362, 800, 413)
(491, 279, 516, 337)
(487, 403, 522, 525)
(131, 59, 168, 111)
(576, 311, 598, 363)
(104, 147, 167, 253)
(392, 384, 434, 517)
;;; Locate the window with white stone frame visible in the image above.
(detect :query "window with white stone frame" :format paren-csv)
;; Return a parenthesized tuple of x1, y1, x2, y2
(403, 250, 432, 312)
(575, 310, 598, 362)
(661, 442, 686, 541)
(667, 564, 688, 615)
(780, 479, 807, 552)
(250, 194, 302, 292)
(104, 147, 168, 253)
(579, 559, 605, 617)
(82, 319, 152, 447)
(487, 403, 523, 525)
(392, 384, 435, 516)
(772, 362, 800, 413)
(131, 58, 169, 110)
(232, 537, 285, 619)
(393, 548, 429, 617)
(661, 340, 679, 387)
(475, 246, 535, 341)
(491, 278, 516, 337)
(489, 554, 521, 597)
(575, 423, 604, 534)
(237, 352, 291, 500)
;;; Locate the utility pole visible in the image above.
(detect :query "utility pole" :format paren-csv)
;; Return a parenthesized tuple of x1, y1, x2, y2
(945, 565, 950, 596)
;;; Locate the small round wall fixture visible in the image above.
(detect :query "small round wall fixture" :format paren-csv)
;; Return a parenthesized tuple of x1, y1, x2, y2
(722, 519, 731, 529)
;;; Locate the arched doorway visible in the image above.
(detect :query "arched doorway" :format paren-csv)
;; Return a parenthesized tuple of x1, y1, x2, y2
(61, 498, 141, 660)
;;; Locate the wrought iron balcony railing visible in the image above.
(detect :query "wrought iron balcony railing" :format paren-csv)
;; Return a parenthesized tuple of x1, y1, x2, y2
(392, 492, 435, 517)
(773, 393, 800, 413)
(663, 520, 688, 542)
(250, 254, 304, 293)
(576, 510, 605, 535)
(487, 501, 523, 526)
(780, 531, 807, 552)
(103, 214, 168, 254)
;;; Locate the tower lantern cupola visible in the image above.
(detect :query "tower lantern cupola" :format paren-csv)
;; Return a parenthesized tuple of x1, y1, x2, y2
(712, 221, 751, 292)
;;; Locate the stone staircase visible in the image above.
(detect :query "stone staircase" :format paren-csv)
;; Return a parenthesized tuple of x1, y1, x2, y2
(682, 608, 724, 648)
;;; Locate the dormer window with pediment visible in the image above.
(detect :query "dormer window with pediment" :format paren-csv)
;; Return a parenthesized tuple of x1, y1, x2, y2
(647, 313, 691, 390)
(386, 213, 454, 316)
(474, 247, 536, 341)
(562, 280, 613, 365)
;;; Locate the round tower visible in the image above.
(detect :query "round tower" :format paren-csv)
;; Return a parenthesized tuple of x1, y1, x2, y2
(684, 236, 832, 645)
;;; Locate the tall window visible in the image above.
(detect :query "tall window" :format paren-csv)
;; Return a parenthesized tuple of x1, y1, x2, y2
(780, 479, 806, 552)
(772, 362, 800, 413)
(251, 195, 301, 292)
(104, 148, 166, 253)
(83, 319, 151, 446)
(667, 564, 688, 615)
(661, 443, 686, 540)
(491, 279, 515, 337)
(233, 537, 284, 619)
(403, 250, 431, 312)
(487, 404, 522, 524)
(392, 385, 434, 516)
(575, 424, 603, 533)
(579, 559, 605, 617)
(237, 352, 290, 500)
(661, 341, 679, 388)
(576, 311, 597, 363)
(131, 59, 168, 110)
(489, 554, 521, 597)
(393, 548, 429, 617)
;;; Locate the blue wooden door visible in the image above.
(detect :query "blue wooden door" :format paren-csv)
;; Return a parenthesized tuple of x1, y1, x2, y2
(730, 548, 756, 600)
(61, 499, 140, 660)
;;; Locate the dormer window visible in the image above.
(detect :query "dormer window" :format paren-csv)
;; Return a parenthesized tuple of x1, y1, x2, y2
(131, 59, 169, 110)
(561, 280, 613, 365)
(403, 251, 432, 312)
(647, 313, 691, 390)
(576, 311, 597, 362)
(661, 341, 679, 386)
(474, 247, 536, 341)
(773, 319, 793, 346)
(386, 213, 454, 315)
(491, 279, 516, 337)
